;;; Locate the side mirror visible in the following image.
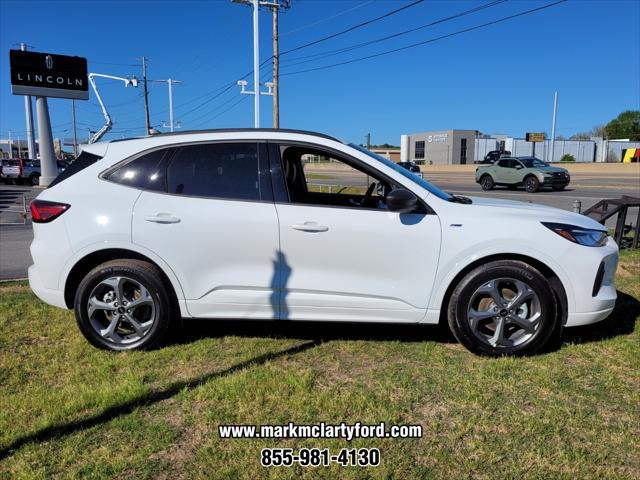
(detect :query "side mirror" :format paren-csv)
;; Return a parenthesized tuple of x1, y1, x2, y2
(515, 165, 523, 169)
(387, 188, 418, 213)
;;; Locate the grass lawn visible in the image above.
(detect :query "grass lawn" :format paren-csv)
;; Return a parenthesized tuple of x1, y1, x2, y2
(1, 250, 638, 479)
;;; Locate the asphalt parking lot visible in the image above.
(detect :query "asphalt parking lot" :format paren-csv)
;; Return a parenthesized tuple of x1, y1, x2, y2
(1, 167, 638, 280)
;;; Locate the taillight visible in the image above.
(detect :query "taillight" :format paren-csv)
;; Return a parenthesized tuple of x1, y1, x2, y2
(30, 200, 70, 223)
(18, 159, 23, 177)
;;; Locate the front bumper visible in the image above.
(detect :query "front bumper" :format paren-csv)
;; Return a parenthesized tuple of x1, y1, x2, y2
(28, 265, 67, 309)
(564, 241, 618, 327)
(542, 174, 570, 187)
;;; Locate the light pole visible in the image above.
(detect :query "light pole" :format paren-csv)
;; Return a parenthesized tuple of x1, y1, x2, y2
(233, 0, 282, 128)
(153, 78, 183, 132)
(549, 91, 558, 162)
(20, 43, 37, 159)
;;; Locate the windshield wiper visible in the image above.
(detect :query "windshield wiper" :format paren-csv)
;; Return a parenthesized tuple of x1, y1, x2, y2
(448, 194, 472, 204)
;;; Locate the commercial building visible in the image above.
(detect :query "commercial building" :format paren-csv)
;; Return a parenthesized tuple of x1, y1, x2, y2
(401, 130, 640, 163)
(400, 130, 477, 165)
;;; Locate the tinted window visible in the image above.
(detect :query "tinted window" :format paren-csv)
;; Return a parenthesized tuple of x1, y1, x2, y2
(167, 143, 260, 200)
(497, 159, 513, 168)
(107, 148, 170, 192)
(48, 151, 103, 188)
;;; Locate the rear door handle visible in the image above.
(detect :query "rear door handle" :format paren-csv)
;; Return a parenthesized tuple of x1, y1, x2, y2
(291, 222, 329, 233)
(145, 213, 181, 224)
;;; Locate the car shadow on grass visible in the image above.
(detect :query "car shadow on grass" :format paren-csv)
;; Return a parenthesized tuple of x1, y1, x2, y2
(563, 290, 639, 345)
(176, 318, 455, 346)
(0, 340, 321, 460)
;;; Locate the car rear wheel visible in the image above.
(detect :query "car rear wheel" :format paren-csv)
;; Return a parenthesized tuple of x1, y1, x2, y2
(524, 176, 540, 193)
(480, 175, 494, 190)
(30, 174, 40, 186)
(74, 259, 175, 351)
(447, 260, 560, 356)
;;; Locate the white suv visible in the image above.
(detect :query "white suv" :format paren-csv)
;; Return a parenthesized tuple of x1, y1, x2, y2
(28, 129, 618, 355)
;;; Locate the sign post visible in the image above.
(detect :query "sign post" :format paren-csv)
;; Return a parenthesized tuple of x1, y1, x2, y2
(525, 132, 546, 158)
(9, 49, 89, 186)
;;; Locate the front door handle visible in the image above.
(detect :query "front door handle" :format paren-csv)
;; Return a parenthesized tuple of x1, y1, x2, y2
(145, 213, 181, 224)
(291, 222, 329, 233)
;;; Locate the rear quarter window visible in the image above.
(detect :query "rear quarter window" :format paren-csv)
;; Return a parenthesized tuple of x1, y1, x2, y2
(48, 152, 103, 188)
(106, 148, 172, 192)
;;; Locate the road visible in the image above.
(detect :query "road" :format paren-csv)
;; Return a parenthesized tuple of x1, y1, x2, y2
(308, 168, 640, 212)
(1, 169, 638, 280)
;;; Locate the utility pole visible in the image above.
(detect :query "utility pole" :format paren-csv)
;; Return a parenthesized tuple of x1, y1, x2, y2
(154, 78, 183, 132)
(142, 57, 151, 135)
(365, 133, 371, 149)
(20, 43, 36, 159)
(272, 5, 279, 128)
(271, 1, 291, 128)
(549, 91, 558, 163)
(71, 99, 78, 157)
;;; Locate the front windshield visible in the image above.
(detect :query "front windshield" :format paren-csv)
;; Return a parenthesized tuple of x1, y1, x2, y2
(520, 158, 548, 168)
(349, 143, 452, 201)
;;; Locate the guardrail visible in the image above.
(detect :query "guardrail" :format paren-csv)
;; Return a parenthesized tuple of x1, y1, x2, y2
(0, 194, 29, 225)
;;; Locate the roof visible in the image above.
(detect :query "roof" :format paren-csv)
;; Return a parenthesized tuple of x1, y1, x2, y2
(110, 128, 341, 144)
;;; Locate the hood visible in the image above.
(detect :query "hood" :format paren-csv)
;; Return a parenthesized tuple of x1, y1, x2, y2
(537, 165, 568, 173)
(465, 196, 605, 230)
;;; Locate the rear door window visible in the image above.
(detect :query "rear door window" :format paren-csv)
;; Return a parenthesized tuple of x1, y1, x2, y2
(166, 142, 261, 200)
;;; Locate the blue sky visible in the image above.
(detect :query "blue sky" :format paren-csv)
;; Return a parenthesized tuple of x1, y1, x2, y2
(1, 0, 638, 146)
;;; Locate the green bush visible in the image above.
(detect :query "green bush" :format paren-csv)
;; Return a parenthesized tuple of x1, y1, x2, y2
(560, 154, 575, 162)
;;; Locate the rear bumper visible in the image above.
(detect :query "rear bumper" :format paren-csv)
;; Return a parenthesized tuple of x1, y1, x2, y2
(566, 304, 615, 327)
(28, 265, 67, 309)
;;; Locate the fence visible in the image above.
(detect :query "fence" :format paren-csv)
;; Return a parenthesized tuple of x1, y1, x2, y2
(0, 194, 28, 225)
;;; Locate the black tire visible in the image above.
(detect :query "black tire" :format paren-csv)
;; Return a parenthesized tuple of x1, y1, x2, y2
(74, 259, 176, 351)
(480, 175, 494, 191)
(552, 185, 565, 191)
(524, 176, 540, 193)
(29, 174, 40, 186)
(447, 260, 561, 356)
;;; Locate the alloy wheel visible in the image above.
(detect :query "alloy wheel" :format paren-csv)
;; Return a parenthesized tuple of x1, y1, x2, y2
(87, 276, 156, 345)
(466, 277, 542, 349)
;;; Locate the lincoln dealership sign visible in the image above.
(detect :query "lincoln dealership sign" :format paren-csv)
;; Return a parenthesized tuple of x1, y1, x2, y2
(9, 49, 89, 100)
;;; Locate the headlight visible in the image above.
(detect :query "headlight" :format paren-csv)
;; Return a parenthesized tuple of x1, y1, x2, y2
(542, 222, 608, 247)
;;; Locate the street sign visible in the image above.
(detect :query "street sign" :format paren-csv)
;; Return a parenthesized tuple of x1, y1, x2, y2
(9, 49, 89, 100)
(525, 132, 545, 142)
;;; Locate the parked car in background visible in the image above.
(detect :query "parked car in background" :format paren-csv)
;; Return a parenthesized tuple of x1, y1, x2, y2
(0, 158, 67, 185)
(476, 150, 511, 164)
(396, 161, 423, 178)
(28, 129, 615, 357)
(475, 156, 570, 192)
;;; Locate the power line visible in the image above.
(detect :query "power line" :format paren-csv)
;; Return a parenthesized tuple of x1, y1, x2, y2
(281, 0, 568, 77)
(191, 95, 250, 129)
(280, 0, 508, 68)
(280, 0, 425, 56)
(280, 0, 374, 37)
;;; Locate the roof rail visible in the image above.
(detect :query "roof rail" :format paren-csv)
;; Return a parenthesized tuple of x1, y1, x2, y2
(110, 128, 342, 143)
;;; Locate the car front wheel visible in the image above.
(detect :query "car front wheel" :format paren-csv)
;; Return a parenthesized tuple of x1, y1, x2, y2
(74, 259, 175, 351)
(480, 175, 494, 190)
(447, 260, 560, 356)
(524, 176, 540, 193)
